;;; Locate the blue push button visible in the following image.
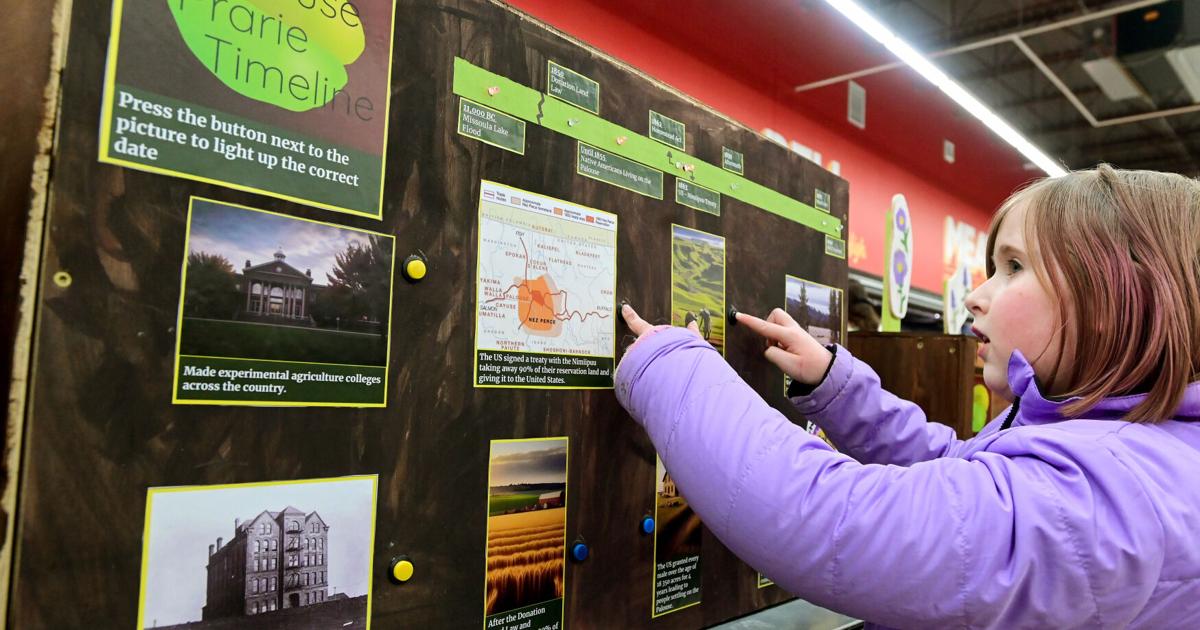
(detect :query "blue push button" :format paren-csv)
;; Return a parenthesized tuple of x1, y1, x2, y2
(570, 542, 589, 562)
(640, 516, 655, 535)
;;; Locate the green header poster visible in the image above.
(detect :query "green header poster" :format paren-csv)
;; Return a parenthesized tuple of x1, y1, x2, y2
(99, 0, 396, 219)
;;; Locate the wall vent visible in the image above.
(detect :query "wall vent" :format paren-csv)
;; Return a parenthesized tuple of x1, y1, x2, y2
(847, 80, 866, 129)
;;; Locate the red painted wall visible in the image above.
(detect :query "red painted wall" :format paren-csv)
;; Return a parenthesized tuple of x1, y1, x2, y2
(505, 0, 1003, 293)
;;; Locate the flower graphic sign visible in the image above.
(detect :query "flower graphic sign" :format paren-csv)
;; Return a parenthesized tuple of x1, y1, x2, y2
(942, 262, 972, 334)
(883, 194, 913, 326)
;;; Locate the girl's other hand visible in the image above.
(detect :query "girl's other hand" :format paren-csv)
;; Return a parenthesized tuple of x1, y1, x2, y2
(736, 309, 833, 385)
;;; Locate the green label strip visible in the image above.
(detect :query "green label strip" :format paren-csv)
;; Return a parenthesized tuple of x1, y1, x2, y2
(824, 234, 847, 259)
(722, 146, 744, 175)
(815, 189, 831, 212)
(675, 178, 720, 215)
(547, 60, 600, 114)
(453, 58, 842, 237)
(577, 142, 664, 199)
(457, 98, 526, 154)
(649, 110, 686, 151)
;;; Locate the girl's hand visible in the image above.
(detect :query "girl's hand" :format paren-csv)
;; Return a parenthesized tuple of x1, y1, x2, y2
(621, 304, 700, 339)
(735, 309, 833, 386)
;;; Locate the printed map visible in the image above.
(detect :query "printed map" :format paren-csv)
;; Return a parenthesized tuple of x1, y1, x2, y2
(476, 181, 617, 360)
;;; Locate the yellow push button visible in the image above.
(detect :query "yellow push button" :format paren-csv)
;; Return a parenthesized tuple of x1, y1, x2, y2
(403, 254, 427, 282)
(390, 556, 414, 583)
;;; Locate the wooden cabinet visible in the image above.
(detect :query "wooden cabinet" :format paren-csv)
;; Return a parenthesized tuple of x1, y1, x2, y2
(846, 331, 980, 438)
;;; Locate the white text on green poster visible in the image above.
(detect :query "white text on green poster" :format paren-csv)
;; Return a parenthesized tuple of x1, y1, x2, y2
(815, 189, 831, 212)
(576, 143, 664, 199)
(722, 147, 744, 174)
(547, 60, 600, 113)
(675, 179, 720, 216)
(458, 98, 526, 154)
(649, 110, 686, 151)
(99, 0, 396, 219)
(825, 235, 847, 259)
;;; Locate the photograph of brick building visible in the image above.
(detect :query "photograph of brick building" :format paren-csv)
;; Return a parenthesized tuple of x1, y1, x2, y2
(137, 477, 375, 630)
(204, 507, 332, 619)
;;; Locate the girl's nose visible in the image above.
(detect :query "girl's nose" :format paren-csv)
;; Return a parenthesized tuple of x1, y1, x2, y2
(965, 284, 986, 315)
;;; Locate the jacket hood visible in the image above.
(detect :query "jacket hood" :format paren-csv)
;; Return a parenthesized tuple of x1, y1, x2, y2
(1007, 349, 1200, 424)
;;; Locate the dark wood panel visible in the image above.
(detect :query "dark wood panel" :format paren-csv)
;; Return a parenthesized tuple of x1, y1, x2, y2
(847, 332, 979, 438)
(10, 0, 847, 627)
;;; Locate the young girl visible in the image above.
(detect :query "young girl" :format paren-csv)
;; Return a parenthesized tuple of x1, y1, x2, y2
(616, 165, 1200, 628)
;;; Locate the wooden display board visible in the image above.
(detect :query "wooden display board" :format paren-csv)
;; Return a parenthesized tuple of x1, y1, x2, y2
(7, 0, 848, 627)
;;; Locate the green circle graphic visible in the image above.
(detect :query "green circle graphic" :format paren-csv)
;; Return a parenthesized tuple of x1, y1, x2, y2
(168, 0, 367, 112)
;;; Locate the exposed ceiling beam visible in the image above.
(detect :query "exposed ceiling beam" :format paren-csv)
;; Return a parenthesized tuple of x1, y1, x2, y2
(953, 47, 1085, 83)
(911, 0, 1084, 49)
(995, 86, 1102, 111)
(1104, 154, 1200, 173)
(902, 0, 1137, 51)
(1027, 114, 1160, 136)
(1060, 127, 1200, 154)
(795, 0, 1161, 92)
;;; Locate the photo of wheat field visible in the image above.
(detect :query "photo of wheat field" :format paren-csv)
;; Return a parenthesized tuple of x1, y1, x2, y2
(671, 225, 726, 354)
(485, 439, 568, 618)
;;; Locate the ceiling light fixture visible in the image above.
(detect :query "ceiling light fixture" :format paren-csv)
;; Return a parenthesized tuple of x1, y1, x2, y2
(1165, 45, 1200, 103)
(1082, 57, 1144, 101)
(821, 0, 1067, 177)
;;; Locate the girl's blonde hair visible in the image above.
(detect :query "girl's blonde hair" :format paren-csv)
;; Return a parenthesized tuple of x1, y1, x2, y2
(987, 164, 1200, 423)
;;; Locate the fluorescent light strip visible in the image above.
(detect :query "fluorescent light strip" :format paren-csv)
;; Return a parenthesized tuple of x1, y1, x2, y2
(823, 0, 1067, 177)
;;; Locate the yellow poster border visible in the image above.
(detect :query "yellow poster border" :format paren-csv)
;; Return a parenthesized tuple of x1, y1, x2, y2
(171, 196, 397, 407)
(670, 223, 727, 357)
(97, 0, 397, 221)
(472, 180, 618, 390)
(481, 437, 569, 630)
(135, 474, 379, 630)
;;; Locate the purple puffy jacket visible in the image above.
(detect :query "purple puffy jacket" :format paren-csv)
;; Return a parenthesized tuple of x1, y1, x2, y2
(615, 328, 1200, 629)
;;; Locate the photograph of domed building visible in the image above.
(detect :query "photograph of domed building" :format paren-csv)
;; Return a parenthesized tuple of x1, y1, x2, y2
(238, 249, 316, 323)
(177, 199, 394, 367)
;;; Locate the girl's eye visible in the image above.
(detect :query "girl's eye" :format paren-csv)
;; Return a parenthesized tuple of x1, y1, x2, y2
(1007, 259, 1022, 275)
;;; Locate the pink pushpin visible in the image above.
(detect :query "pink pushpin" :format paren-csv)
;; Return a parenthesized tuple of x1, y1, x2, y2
(487, 86, 500, 96)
